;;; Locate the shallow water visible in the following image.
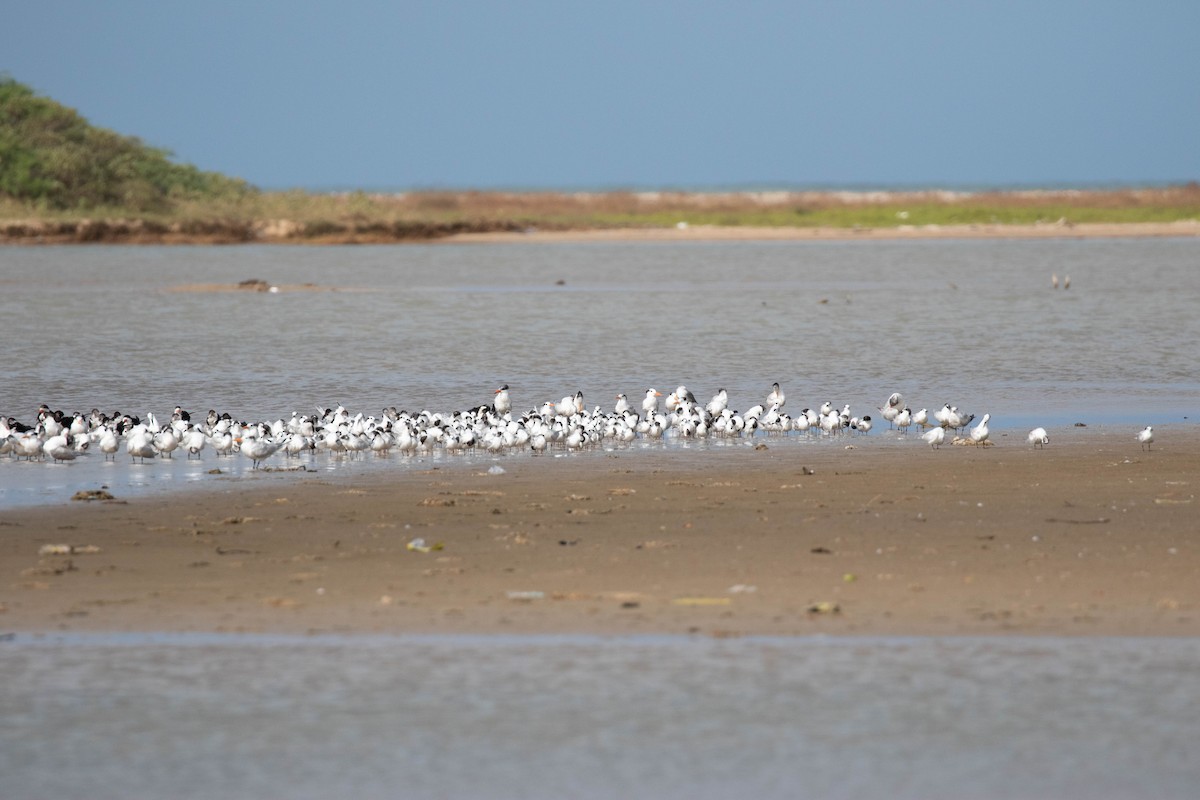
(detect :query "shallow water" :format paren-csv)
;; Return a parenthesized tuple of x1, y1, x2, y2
(2, 238, 1197, 507)
(4, 242, 1199, 798)
(4, 238, 1198, 420)
(2, 633, 1197, 800)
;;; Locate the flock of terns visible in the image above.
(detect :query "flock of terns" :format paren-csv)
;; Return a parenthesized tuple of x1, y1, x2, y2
(1, 384, 1157, 469)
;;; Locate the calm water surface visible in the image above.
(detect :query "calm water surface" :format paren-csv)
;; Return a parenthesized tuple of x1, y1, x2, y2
(3, 238, 1197, 422)
(2, 633, 1200, 800)
(2, 633, 1198, 800)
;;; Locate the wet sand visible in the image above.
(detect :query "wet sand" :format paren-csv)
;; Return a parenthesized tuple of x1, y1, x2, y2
(4, 219, 1198, 246)
(448, 220, 1200, 244)
(2, 430, 1196, 638)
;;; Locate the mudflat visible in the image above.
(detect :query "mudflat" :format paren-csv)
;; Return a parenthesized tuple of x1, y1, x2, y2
(2, 429, 1196, 638)
(448, 220, 1200, 244)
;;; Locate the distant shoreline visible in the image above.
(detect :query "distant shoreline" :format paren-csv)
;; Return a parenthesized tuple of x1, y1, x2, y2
(1, 219, 1197, 246)
(448, 220, 1200, 244)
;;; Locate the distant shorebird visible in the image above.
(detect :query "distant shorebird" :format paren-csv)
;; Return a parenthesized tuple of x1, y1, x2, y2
(1028, 427, 1049, 448)
(969, 413, 991, 444)
(923, 427, 946, 449)
(1137, 426, 1154, 451)
(493, 385, 512, 416)
(767, 382, 786, 410)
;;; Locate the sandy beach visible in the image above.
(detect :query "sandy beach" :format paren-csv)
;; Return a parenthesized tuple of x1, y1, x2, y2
(447, 220, 1200, 245)
(3, 218, 1197, 245)
(3, 429, 1196, 638)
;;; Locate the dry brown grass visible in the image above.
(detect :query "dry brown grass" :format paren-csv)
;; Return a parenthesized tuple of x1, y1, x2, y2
(3, 185, 1198, 243)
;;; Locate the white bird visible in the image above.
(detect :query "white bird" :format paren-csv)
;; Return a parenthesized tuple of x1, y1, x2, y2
(946, 406, 974, 432)
(97, 428, 120, 460)
(154, 427, 180, 458)
(15, 432, 43, 460)
(969, 413, 991, 444)
(913, 408, 931, 430)
(43, 432, 77, 462)
(705, 388, 728, 417)
(1137, 426, 1154, 451)
(556, 391, 584, 418)
(1028, 427, 1049, 448)
(493, 385, 512, 415)
(125, 427, 158, 462)
(182, 427, 207, 458)
(923, 427, 946, 449)
(284, 431, 311, 457)
(666, 385, 694, 412)
(767, 382, 785, 410)
(209, 430, 235, 457)
(641, 388, 662, 415)
(614, 394, 630, 415)
(240, 435, 283, 469)
(934, 404, 953, 427)
(894, 407, 912, 435)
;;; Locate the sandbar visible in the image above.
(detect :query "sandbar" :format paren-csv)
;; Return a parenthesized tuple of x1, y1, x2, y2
(2, 428, 1196, 639)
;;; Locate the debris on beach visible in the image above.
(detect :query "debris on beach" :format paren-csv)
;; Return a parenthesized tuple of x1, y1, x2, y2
(71, 489, 114, 501)
(419, 497, 456, 507)
(672, 597, 732, 606)
(38, 543, 101, 556)
(506, 590, 545, 601)
(807, 601, 841, 615)
(406, 537, 443, 553)
(952, 436, 994, 446)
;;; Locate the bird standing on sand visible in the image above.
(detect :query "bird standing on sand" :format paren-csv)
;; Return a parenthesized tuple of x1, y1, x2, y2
(923, 427, 946, 449)
(1137, 426, 1154, 451)
(1028, 427, 1049, 448)
(969, 413, 991, 444)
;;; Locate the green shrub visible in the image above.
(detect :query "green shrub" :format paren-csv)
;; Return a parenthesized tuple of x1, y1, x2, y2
(0, 76, 253, 211)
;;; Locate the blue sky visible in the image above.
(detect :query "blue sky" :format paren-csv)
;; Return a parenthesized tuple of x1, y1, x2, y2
(6, 1, 1198, 190)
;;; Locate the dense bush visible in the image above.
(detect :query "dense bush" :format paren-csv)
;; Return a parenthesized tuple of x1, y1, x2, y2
(0, 76, 252, 211)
